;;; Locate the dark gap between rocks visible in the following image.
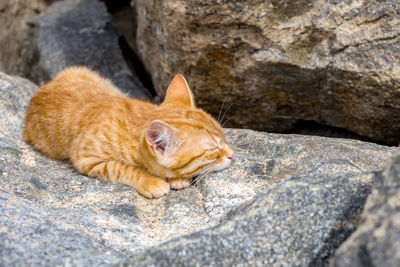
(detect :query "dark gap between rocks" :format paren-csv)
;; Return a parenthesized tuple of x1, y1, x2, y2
(104, 0, 157, 98)
(118, 36, 157, 98)
(286, 120, 390, 146)
(103, 0, 131, 13)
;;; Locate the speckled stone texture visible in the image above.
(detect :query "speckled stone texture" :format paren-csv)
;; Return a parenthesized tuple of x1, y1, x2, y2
(16, 0, 151, 99)
(133, 0, 400, 144)
(0, 72, 397, 266)
(330, 151, 400, 267)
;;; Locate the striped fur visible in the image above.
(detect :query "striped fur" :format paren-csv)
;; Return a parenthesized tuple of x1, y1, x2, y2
(23, 66, 233, 198)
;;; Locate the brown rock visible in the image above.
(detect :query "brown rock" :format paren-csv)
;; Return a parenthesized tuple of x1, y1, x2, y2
(133, 0, 400, 144)
(0, 0, 54, 72)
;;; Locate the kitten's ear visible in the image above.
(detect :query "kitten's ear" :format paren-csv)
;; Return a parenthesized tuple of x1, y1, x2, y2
(145, 120, 178, 156)
(162, 74, 195, 107)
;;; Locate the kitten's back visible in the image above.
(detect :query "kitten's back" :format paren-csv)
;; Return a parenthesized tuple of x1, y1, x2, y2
(23, 66, 124, 159)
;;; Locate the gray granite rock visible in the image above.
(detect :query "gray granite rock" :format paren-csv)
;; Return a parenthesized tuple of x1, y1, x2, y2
(133, 0, 400, 144)
(330, 151, 400, 267)
(0, 72, 397, 266)
(121, 132, 397, 266)
(16, 0, 151, 99)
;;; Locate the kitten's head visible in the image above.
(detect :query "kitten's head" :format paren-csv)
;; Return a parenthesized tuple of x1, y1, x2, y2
(143, 74, 233, 178)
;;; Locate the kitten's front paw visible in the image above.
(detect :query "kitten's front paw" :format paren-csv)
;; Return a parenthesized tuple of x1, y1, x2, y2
(137, 177, 170, 199)
(168, 177, 192, 190)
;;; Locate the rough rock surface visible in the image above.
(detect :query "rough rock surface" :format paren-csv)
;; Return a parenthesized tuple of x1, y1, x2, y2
(330, 151, 400, 267)
(16, 0, 151, 99)
(0, 71, 397, 266)
(134, 0, 400, 144)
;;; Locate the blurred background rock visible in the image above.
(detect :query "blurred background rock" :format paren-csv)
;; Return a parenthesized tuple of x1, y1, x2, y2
(0, 0, 55, 72)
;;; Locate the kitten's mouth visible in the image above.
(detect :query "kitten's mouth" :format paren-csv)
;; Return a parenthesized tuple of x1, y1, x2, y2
(212, 158, 232, 172)
(190, 158, 232, 185)
(188, 157, 233, 179)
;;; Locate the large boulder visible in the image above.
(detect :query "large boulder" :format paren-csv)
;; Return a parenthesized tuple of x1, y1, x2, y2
(330, 151, 400, 267)
(133, 0, 400, 144)
(0, 71, 397, 265)
(16, 0, 151, 99)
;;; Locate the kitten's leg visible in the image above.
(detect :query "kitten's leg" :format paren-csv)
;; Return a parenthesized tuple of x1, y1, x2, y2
(168, 177, 192, 190)
(72, 158, 170, 198)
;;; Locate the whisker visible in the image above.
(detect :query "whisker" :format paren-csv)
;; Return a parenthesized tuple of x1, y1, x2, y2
(220, 102, 233, 126)
(191, 170, 206, 186)
(192, 173, 207, 186)
(221, 117, 232, 128)
(191, 165, 214, 186)
(217, 97, 228, 123)
(194, 166, 214, 186)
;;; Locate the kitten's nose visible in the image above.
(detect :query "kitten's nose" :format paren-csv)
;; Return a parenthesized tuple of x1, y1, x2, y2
(228, 153, 234, 160)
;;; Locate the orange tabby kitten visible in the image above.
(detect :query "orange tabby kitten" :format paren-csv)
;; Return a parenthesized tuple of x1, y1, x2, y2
(23, 66, 233, 198)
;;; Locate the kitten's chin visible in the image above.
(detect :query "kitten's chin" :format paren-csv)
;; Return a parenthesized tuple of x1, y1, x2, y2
(212, 158, 232, 172)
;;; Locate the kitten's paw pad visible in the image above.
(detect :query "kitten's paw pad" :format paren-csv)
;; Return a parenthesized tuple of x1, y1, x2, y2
(138, 178, 170, 199)
(168, 177, 192, 190)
